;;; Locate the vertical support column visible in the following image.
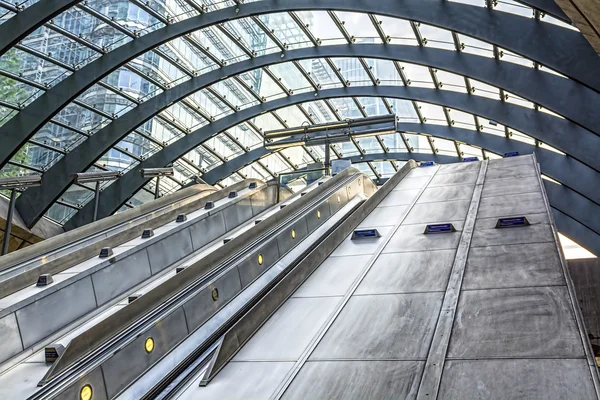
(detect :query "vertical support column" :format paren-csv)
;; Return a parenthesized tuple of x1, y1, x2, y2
(92, 181, 101, 222)
(416, 160, 488, 399)
(1, 188, 17, 255)
(155, 176, 161, 200)
(324, 142, 331, 174)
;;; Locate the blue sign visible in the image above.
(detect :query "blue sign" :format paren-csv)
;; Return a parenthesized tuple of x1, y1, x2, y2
(425, 223, 455, 234)
(141, 229, 154, 239)
(496, 216, 530, 228)
(228, 191, 238, 198)
(99, 247, 113, 258)
(249, 182, 258, 189)
(352, 229, 381, 240)
(463, 157, 478, 162)
(420, 161, 436, 167)
(504, 151, 519, 158)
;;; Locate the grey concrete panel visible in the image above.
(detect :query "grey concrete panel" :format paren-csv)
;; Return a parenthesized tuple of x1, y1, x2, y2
(482, 175, 540, 198)
(463, 243, 565, 290)
(282, 360, 423, 400)
(448, 286, 584, 358)
(306, 204, 330, 233)
(292, 255, 372, 298)
(439, 359, 597, 400)
(234, 297, 341, 361)
(188, 211, 227, 251)
(378, 189, 420, 207)
(91, 249, 152, 306)
(276, 217, 309, 256)
(147, 228, 194, 274)
(383, 221, 464, 253)
(392, 176, 430, 191)
(429, 171, 478, 187)
(223, 196, 254, 231)
(183, 266, 242, 331)
(101, 307, 189, 398)
(417, 185, 475, 204)
(405, 166, 438, 177)
(471, 215, 554, 247)
(179, 361, 294, 400)
(331, 226, 393, 257)
(356, 250, 455, 295)
(436, 162, 481, 175)
(0, 362, 51, 400)
(404, 200, 470, 225)
(478, 191, 546, 219)
(236, 241, 281, 288)
(55, 366, 108, 400)
(311, 293, 443, 360)
(0, 313, 23, 362)
(358, 205, 408, 228)
(16, 276, 97, 348)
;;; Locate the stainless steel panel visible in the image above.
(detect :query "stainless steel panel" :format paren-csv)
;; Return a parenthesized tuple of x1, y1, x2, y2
(331, 226, 393, 257)
(403, 200, 470, 225)
(179, 361, 294, 400)
(378, 189, 420, 207)
(448, 286, 584, 358)
(146, 228, 194, 274)
(55, 366, 108, 400)
(392, 176, 430, 191)
(358, 205, 408, 228)
(463, 243, 565, 290)
(0, 313, 22, 362)
(482, 175, 540, 198)
(356, 250, 455, 295)
(305, 204, 330, 233)
(478, 192, 546, 218)
(486, 163, 537, 181)
(91, 249, 152, 306)
(249, 188, 271, 216)
(328, 187, 350, 216)
(282, 360, 423, 400)
(292, 255, 371, 298)
(0, 362, 49, 399)
(436, 162, 480, 175)
(488, 155, 534, 169)
(276, 217, 309, 256)
(101, 307, 189, 398)
(383, 222, 464, 253)
(236, 242, 281, 288)
(234, 297, 341, 361)
(183, 266, 242, 331)
(471, 215, 553, 247)
(439, 359, 597, 400)
(416, 185, 474, 204)
(223, 196, 254, 231)
(188, 211, 227, 251)
(16, 276, 97, 348)
(311, 293, 443, 360)
(429, 171, 478, 187)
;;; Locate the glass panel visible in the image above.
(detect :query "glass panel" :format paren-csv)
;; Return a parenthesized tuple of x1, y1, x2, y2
(379, 133, 407, 152)
(386, 98, 418, 122)
(257, 13, 312, 49)
(401, 63, 435, 88)
(376, 16, 417, 46)
(333, 12, 380, 42)
(418, 23, 455, 51)
(364, 59, 403, 86)
(298, 59, 344, 89)
(268, 63, 312, 93)
(415, 102, 447, 125)
(294, 11, 347, 46)
(330, 58, 372, 87)
(436, 70, 467, 93)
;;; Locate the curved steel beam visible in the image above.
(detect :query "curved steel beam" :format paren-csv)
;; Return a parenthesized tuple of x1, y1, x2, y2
(17, 45, 600, 227)
(552, 208, 599, 257)
(1, 0, 597, 170)
(64, 87, 600, 230)
(196, 147, 600, 256)
(0, 0, 81, 56)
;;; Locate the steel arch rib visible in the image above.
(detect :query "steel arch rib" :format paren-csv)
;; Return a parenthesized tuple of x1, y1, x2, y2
(1, 0, 597, 171)
(63, 87, 600, 230)
(0, 0, 81, 57)
(16, 45, 600, 227)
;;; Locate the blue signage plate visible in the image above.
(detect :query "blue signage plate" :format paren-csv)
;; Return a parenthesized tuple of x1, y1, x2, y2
(496, 216, 530, 228)
(420, 161, 436, 167)
(463, 157, 478, 162)
(424, 223, 456, 234)
(352, 229, 381, 240)
(504, 151, 519, 158)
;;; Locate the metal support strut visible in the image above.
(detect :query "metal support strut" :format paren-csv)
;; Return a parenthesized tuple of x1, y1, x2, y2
(1, 188, 17, 256)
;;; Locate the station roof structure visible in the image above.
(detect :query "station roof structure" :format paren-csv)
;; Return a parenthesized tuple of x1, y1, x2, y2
(0, 0, 598, 255)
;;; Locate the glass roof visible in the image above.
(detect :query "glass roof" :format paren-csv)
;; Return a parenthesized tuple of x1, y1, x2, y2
(0, 0, 584, 226)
